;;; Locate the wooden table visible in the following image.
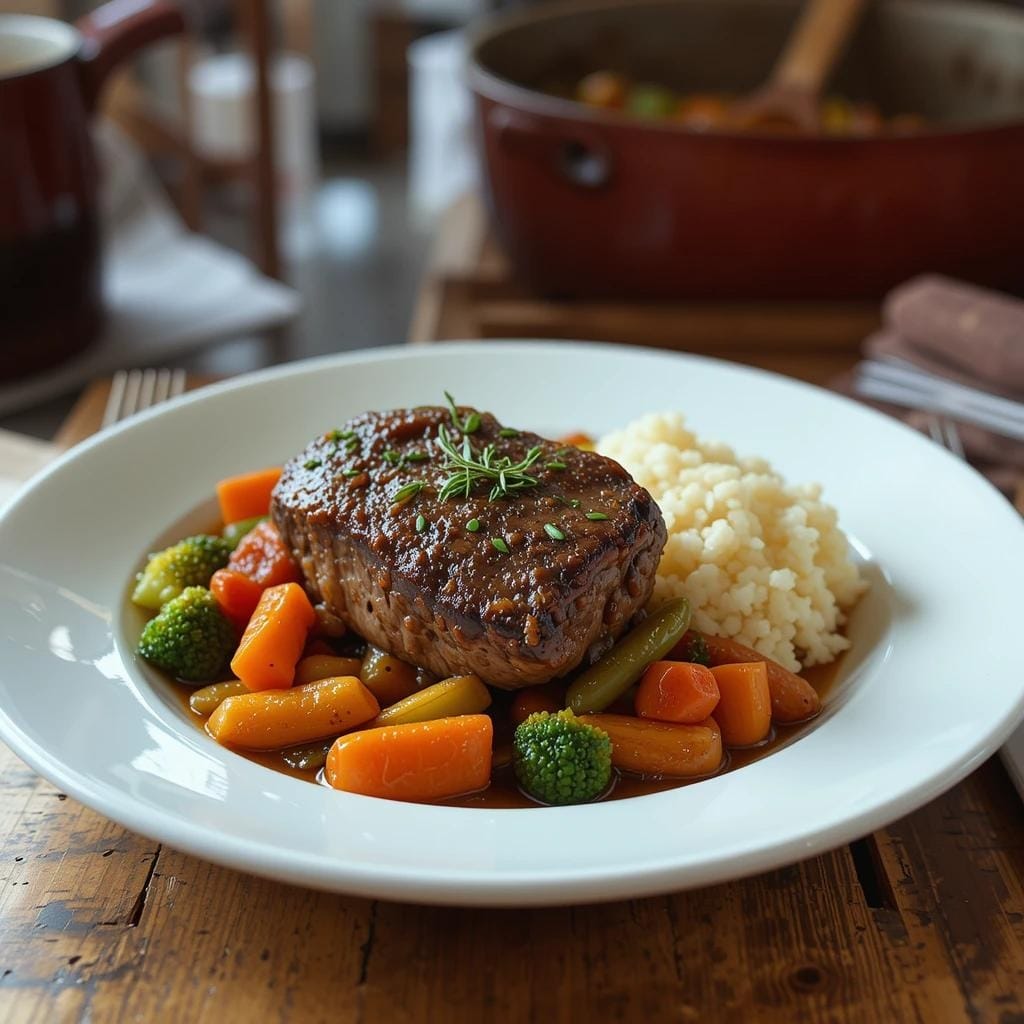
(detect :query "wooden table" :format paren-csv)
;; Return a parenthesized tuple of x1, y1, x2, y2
(2, 379, 1024, 1022)
(409, 195, 881, 387)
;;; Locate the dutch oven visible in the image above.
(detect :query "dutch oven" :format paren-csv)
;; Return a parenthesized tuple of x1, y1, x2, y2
(468, 0, 1024, 299)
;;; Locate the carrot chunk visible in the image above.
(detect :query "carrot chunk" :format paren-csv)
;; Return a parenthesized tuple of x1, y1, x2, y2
(635, 661, 720, 724)
(710, 663, 772, 747)
(230, 582, 316, 690)
(208, 676, 379, 750)
(227, 520, 300, 588)
(216, 467, 282, 525)
(325, 715, 493, 802)
(209, 568, 264, 632)
(674, 630, 821, 723)
(509, 684, 565, 727)
(583, 713, 722, 778)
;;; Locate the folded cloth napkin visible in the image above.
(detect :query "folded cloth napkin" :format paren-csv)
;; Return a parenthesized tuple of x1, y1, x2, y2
(880, 275, 1024, 394)
(839, 274, 1024, 500)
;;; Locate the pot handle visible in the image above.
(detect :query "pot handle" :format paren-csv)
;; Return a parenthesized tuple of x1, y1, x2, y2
(489, 106, 613, 189)
(77, 0, 186, 111)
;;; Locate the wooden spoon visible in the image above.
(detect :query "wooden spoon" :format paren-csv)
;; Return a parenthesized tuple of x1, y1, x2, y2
(731, 0, 867, 132)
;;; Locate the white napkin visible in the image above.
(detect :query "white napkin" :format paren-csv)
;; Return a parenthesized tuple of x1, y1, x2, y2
(0, 121, 301, 417)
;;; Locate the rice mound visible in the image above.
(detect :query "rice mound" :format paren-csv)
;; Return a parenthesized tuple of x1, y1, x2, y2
(599, 412, 867, 671)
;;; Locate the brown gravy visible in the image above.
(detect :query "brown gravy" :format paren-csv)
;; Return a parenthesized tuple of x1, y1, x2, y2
(163, 660, 840, 809)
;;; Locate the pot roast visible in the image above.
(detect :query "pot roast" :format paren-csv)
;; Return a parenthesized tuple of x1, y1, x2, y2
(271, 405, 666, 689)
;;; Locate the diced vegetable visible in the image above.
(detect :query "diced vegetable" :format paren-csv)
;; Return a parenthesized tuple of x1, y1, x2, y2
(189, 679, 249, 716)
(227, 520, 301, 588)
(372, 675, 491, 728)
(583, 713, 723, 778)
(132, 535, 233, 610)
(566, 598, 692, 714)
(513, 709, 612, 805)
(509, 685, 563, 727)
(325, 715, 493, 801)
(294, 654, 363, 686)
(137, 586, 237, 683)
(216, 467, 282, 525)
(360, 646, 420, 706)
(209, 568, 264, 631)
(557, 431, 596, 450)
(222, 515, 267, 546)
(208, 675, 379, 750)
(230, 582, 316, 691)
(635, 661, 720, 724)
(710, 663, 772, 747)
(686, 631, 821, 723)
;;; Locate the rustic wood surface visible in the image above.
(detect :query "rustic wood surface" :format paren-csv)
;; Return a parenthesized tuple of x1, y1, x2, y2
(408, 195, 879, 386)
(1, 375, 1023, 1023)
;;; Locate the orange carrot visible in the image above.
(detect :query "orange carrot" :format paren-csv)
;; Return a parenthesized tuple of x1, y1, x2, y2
(208, 675, 379, 750)
(635, 661, 720, 724)
(209, 569, 264, 632)
(227, 520, 300, 588)
(325, 715, 493, 802)
(217, 467, 283, 525)
(584, 713, 722, 778)
(557, 432, 595, 450)
(230, 582, 316, 691)
(710, 663, 772, 747)
(677, 631, 821, 723)
(509, 684, 564, 727)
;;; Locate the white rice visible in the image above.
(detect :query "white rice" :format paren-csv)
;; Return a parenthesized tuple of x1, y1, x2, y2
(599, 412, 867, 671)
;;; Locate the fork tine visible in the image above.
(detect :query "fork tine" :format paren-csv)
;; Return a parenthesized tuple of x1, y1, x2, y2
(102, 370, 129, 428)
(941, 418, 966, 459)
(926, 414, 966, 460)
(169, 368, 187, 399)
(152, 368, 172, 405)
(137, 368, 157, 412)
(120, 369, 143, 420)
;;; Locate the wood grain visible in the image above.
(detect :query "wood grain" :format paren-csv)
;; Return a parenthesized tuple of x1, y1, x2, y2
(407, 195, 878, 386)
(2, 376, 1023, 1023)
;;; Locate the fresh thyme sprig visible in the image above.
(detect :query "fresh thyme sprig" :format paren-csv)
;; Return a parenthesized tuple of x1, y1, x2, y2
(444, 391, 481, 434)
(434, 423, 542, 502)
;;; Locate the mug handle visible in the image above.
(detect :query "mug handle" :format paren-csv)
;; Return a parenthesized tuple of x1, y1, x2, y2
(77, 0, 186, 111)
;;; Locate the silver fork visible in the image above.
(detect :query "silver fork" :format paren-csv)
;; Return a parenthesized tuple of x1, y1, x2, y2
(102, 368, 187, 428)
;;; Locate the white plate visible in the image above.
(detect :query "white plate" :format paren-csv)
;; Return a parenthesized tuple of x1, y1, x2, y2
(1, 343, 1022, 906)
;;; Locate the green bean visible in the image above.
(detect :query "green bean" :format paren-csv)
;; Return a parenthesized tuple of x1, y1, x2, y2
(282, 739, 334, 772)
(222, 515, 267, 546)
(566, 598, 692, 714)
(189, 679, 249, 716)
(372, 674, 491, 727)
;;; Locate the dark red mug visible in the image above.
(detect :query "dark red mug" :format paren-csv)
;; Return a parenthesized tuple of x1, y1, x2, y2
(0, 0, 184, 381)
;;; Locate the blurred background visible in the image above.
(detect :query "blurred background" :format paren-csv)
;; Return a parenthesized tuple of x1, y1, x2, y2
(2, 0, 1024, 495)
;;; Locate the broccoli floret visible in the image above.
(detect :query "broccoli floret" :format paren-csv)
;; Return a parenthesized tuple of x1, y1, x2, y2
(132, 534, 234, 610)
(676, 631, 711, 667)
(513, 709, 612, 805)
(137, 586, 236, 682)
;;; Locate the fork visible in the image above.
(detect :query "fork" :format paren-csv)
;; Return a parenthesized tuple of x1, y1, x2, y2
(101, 368, 187, 428)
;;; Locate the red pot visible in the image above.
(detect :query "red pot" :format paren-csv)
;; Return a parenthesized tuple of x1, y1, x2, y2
(469, 0, 1024, 300)
(0, 1, 184, 379)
